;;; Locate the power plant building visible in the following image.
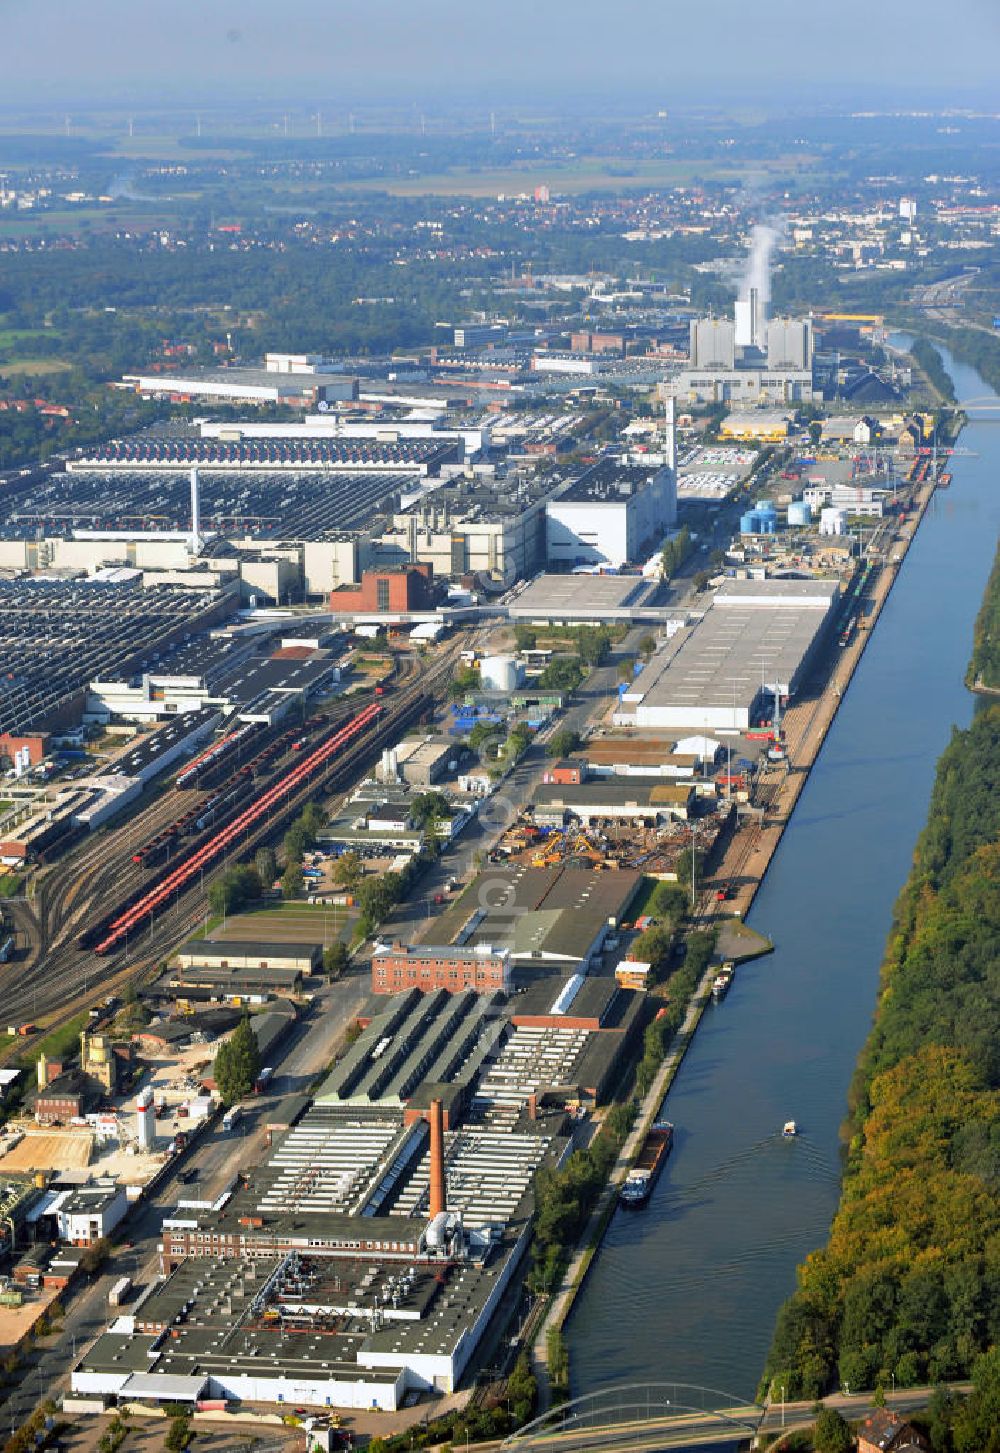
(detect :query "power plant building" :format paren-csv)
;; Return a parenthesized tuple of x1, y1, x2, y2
(766, 318, 814, 371)
(672, 364, 814, 406)
(688, 318, 736, 370)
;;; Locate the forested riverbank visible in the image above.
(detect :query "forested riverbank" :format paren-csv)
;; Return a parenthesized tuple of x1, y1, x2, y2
(967, 543, 1000, 693)
(762, 679, 1000, 1400)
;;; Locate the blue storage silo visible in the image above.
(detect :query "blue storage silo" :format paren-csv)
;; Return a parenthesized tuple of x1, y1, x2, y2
(788, 500, 812, 526)
(741, 500, 778, 535)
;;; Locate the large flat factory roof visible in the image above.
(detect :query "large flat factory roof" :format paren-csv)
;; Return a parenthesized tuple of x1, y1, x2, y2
(556, 461, 664, 503)
(76, 430, 458, 473)
(0, 578, 230, 737)
(122, 364, 357, 397)
(509, 572, 650, 619)
(386, 1121, 559, 1229)
(428, 866, 641, 967)
(622, 577, 839, 725)
(316, 989, 507, 1110)
(0, 467, 408, 541)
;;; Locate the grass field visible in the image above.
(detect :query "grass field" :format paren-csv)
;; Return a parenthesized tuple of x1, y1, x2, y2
(1, 357, 72, 376)
(22, 1011, 91, 1065)
(208, 900, 351, 946)
(0, 328, 52, 350)
(0, 205, 183, 238)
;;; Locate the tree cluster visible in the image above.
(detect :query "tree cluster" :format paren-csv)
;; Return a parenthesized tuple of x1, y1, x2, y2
(660, 526, 692, 581)
(529, 1096, 638, 1295)
(281, 799, 327, 899)
(966, 542, 1000, 693)
(546, 728, 581, 760)
(207, 862, 262, 917)
(911, 336, 958, 404)
(213, 1018, 261, 1106)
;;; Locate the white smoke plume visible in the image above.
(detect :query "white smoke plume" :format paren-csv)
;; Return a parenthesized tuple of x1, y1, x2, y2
(739, 223, 779, 311)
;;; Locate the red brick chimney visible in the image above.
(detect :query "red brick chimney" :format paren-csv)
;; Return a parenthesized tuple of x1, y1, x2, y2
(428, 1097, 446, 1218)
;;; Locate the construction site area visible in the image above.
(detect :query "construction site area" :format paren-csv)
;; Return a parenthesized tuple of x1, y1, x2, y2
(486, 810, 731, 882)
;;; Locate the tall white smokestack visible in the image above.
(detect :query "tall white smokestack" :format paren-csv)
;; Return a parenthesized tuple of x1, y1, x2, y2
(663, 394, 676, 473)
(189, 467, 201, 554)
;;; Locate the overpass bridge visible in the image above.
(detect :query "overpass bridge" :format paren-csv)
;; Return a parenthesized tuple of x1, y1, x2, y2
(502, 1383, 764, 1450)
(496, 1381, 956, 1451)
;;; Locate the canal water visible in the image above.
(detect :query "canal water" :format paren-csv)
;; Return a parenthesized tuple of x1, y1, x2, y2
(567, 344, 1000, 1403)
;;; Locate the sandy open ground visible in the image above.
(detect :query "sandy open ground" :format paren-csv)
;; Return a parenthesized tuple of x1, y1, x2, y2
(0, 1129, 92, 1173)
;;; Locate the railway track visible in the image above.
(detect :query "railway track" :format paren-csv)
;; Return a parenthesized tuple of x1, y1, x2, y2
(2, 664, 448, 1024)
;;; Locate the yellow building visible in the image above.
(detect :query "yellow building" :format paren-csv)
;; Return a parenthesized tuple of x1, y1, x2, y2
(615, 960, 651, 991)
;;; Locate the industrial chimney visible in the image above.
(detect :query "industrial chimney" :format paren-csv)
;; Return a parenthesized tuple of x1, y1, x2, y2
(189, 466, 201, 554)
(428, 1097, 446, 1218)
(663, 394, 676, 474)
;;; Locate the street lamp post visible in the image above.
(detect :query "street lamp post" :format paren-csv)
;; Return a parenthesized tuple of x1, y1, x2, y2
(780, 1384, 785, 1429)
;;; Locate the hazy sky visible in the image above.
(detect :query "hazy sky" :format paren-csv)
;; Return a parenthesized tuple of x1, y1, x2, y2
(6, 0, 999, 108)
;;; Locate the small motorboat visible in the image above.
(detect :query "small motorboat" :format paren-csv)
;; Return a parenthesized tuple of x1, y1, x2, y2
(782, 1120, 798, 1138)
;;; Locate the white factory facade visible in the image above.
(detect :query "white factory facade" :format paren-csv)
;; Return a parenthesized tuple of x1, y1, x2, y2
(546, 461, 677, 570)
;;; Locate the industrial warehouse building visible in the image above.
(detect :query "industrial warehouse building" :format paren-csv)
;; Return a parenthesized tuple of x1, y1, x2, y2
(70, 952, 645, 1413)
(175, 939, 321, 987)
(329, 563, 435, 614)
(120, 355, 359, 408)
(532, 779, 696, 826)
(429, 866, 642, 972)
(617, 577, 840, 732)
(508, 571, 653, 624)
(374, 472, 562, 588)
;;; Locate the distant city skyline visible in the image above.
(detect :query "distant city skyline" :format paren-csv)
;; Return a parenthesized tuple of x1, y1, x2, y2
(5, 0, 999, 108)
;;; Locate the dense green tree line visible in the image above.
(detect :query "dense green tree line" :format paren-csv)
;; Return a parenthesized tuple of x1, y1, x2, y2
(933, 326, 1000, 398)
(530, 928, 713, 1292)
(213, 1017, 261, 1105)
(912, 336, 958, 403)
(762, 703, 1000, 1402)
(966, 543, 1000, 693)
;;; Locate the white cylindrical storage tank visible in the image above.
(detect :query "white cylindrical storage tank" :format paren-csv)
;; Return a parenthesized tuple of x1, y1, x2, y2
(787, 500, 812, 526)
(819, 507, 847, 537)
(480, 655, 525, 692)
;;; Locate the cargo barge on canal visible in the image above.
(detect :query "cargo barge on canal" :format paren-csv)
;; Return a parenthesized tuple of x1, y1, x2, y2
(619, 1120, 674, 1208)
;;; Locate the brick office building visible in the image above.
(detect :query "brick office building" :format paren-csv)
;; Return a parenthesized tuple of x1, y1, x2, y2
(372, 943, 511, 996)
(330, 564, 434, 613)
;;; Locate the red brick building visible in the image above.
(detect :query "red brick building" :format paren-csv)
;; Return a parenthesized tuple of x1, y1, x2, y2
(857, 1411, 931, 1453)
(372, 943, 511, 996)
(330, 564, 434, 613)
(570, 331, 625, 355)
(0, 733, 49, 769)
